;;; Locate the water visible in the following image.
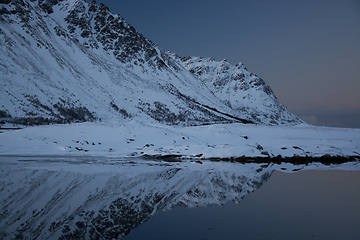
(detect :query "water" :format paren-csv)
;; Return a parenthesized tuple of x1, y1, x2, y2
(0, 156, 359, 239)
(126, 170, 360, 240)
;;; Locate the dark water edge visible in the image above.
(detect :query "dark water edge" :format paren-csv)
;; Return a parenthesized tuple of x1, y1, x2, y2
(146, 154, 360, 165)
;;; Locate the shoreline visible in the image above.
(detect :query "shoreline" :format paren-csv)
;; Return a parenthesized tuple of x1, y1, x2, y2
(1, 154, 359, 165)
(143, 154, 360, 165)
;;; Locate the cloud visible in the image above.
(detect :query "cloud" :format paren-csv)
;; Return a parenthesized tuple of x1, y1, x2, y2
(300, 115, 318, 125)
(300, 115, 336, 127)
(300, 113, 360, 128)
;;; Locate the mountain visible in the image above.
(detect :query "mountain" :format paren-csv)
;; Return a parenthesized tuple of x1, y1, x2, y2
(169, 53, 301, 125)
(0, 0, 302, 126)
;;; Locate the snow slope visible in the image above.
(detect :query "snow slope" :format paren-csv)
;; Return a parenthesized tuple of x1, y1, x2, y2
(0, 0, 301, 126)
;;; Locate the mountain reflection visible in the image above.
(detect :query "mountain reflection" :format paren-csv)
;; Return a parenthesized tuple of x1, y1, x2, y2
(0, 158, 357, 239)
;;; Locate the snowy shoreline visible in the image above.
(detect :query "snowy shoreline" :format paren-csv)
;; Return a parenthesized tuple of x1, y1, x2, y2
(1, 121, 359, 161)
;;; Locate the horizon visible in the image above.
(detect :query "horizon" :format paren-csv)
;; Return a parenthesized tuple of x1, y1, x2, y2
(94, 0, 360, 128)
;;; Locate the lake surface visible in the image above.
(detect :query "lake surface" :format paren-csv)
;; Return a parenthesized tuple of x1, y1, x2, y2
(126, 170, 360, 240)
(0, 156, 359, 239)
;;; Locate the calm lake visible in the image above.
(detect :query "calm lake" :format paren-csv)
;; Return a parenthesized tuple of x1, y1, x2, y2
(0, 156, 359, 240)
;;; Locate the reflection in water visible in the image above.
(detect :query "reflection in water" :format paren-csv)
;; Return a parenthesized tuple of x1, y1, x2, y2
(127, 170, 360, 240)
(0, 157, 359, 239)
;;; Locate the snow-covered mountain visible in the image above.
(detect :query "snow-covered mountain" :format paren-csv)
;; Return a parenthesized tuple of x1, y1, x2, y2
(169, 54, 301, 125)
(0, 0, 302, 126)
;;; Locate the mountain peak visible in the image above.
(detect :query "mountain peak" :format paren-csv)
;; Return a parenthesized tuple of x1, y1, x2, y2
(171, 55, 301, 125)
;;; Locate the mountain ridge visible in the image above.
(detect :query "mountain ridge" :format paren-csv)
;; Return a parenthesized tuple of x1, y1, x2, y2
(0, 0, 303, 126)
(169, 53, 301, 125)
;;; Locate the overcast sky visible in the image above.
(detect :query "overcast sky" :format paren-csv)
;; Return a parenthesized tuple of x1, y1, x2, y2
(94, 0, 360, 128)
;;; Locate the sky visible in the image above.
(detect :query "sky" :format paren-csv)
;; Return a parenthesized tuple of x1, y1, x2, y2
(94, 0, 360, 128)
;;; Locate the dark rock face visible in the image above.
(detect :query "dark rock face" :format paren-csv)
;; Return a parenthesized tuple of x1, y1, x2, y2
(63, 0, 173, 70)
(39, 0, 60, 14)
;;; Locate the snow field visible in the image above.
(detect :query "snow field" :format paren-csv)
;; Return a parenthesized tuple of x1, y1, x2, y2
(0, 121, 358, 159)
